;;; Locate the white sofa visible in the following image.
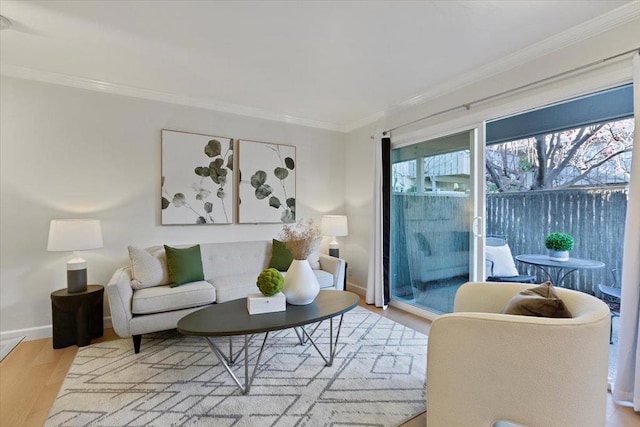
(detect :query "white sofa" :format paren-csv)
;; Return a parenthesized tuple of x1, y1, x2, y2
(426, 281, 610, 427)
(106, 240, 346, 353)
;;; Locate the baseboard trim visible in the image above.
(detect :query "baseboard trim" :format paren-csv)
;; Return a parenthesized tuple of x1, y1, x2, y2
(0, 326, 51, 342)
(0, 317, 113, 342)
(346, 282, 366, 296)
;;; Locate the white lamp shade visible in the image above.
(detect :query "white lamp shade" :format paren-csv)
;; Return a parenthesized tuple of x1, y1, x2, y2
(47, 219, 103, 252)
(321, 215, 348, 237)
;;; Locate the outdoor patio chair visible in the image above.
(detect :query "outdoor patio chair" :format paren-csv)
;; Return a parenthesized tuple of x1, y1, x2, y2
(485, 236, 536, 283)
(597, 269, 621, 344)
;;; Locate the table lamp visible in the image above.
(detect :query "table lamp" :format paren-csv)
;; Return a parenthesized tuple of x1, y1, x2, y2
(321, 215, 348, 258)
(47, 219, 103, 293)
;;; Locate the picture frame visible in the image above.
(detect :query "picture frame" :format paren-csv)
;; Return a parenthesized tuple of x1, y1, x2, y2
(237, 139, 296, 224)
(161, 129, 234, 225)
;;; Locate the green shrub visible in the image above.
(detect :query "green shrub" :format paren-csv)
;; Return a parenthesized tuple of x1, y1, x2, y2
(256, 268, 284, 296)
(545, 232, 575, 251)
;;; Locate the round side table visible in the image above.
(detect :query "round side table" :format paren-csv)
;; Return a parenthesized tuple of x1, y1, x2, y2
(51, 284, 104, 349)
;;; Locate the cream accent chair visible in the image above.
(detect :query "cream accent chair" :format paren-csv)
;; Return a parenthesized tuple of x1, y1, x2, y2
(426, 282, 610, 427)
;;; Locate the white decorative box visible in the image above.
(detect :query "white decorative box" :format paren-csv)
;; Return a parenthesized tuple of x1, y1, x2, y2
(247, 292, 286, 315)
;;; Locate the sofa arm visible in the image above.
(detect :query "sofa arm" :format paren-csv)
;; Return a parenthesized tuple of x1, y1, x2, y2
(319, 254, 346, 290)
(106, 267, 134, 338)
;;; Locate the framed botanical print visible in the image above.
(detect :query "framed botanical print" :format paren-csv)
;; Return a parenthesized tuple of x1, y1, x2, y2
(161, 129, 234, 225)
(237, 139, 296, 223)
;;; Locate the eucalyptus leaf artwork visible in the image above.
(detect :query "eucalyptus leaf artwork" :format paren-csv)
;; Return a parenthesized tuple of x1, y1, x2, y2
(238, 139, 296, 223)
(161, 130, 234, 225)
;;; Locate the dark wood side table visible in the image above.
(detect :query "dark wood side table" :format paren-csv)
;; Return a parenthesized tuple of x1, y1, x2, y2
(51, 284, 104, 349)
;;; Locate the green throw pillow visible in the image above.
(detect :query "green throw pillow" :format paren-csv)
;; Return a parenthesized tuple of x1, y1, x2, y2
(269, 239, 294, 271)
(164, 244, 204, 287)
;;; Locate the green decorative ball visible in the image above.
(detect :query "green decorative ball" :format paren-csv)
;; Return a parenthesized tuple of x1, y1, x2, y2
(256, 268, 284, 297)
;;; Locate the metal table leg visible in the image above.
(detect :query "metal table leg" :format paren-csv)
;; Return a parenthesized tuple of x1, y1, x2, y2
(204, 332, 269, 395)
(202, 314, 347, 393)
(300, 315, 344, 367)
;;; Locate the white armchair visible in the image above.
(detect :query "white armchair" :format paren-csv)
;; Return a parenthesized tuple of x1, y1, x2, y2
(426, 281, 610, 427)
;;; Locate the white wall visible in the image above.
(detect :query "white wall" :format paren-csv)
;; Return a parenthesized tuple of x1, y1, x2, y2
(0, 76, 346, 338)
(343, 18, 640, 293)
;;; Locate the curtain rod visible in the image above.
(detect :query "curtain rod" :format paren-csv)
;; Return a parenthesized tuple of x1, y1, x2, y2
(382, 47, 640, 137)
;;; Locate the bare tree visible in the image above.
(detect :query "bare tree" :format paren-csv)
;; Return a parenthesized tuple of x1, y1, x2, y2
(486, 119, 634, 192)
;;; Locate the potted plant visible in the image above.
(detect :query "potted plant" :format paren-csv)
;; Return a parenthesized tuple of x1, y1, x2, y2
(545, 232, 574, 261)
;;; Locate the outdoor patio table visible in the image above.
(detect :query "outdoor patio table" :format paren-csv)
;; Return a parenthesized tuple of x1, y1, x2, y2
(515, 254, 605, 287)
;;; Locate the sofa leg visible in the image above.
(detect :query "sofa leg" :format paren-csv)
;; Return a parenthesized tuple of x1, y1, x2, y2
(133, 335, 142, 353)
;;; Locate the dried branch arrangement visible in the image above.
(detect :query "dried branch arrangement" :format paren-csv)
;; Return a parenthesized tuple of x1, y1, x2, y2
(279, 218, 321, 260)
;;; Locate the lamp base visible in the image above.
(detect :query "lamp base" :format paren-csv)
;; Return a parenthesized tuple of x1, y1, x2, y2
(329, 240, 340, 258)
(67, 269, 87, 293)
(67, 258, 88, 293)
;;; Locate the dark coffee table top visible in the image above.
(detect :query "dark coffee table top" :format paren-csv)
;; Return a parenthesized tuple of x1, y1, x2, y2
(177, 290, 360, 337)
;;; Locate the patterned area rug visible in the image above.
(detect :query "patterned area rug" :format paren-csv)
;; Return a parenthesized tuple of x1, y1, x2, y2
(47, 307, 427, 426)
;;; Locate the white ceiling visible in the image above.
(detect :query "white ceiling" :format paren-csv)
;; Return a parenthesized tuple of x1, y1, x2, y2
(0, 1, 637, 132)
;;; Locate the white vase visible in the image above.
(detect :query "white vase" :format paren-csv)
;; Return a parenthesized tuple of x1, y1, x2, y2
(283, 259, 320, 305)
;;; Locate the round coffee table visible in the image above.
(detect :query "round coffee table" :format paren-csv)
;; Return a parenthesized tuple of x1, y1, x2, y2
(178, 290, 359, 394)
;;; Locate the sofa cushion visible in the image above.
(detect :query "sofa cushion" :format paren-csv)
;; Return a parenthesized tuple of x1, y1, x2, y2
(200, 241, 271, 279)
(128, 246, 170, 289)
(210, 273, 262, 303)
(131, 281, 215, 315)
(502, 282, 572, 318)
(307, 238, 321, 269)
(165, 245, 205, 286)
(269, 239, 294, 271)
(314, 270, 334, 289)
(281, 269, 334, 289)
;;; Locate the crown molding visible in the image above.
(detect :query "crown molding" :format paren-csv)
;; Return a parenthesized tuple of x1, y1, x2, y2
(344, 0, 640, 133)
(0, 64, 346, 133)
(2, 2, 637, 135)
(343, 111, 387, 133)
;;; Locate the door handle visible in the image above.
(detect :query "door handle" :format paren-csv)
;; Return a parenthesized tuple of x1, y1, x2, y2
(472, 216, 483, 237)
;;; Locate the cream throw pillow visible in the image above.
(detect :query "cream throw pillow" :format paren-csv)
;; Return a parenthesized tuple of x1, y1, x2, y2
(128, 246, 170, 289)
(307, 237, 322, 269)
(485, 244, 519, 277)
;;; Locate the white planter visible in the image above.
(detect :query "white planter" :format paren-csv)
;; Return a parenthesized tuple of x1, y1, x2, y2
(548, 250, 570, 262)
(283, 259, 320, 305)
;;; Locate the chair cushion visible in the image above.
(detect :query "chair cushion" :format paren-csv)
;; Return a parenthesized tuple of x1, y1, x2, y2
(165, 244, 205, 286)
(485, 244, 519, 277)
(502, 282, 572, 318)
(128, 246, 170, 289)
(132, 281, 215, 314)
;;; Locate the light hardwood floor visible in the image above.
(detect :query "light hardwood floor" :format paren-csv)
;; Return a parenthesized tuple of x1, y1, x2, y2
(0, 299, 638, 426)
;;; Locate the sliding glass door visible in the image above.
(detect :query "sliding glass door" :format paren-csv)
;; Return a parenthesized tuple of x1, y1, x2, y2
(390, 129, 484, 315)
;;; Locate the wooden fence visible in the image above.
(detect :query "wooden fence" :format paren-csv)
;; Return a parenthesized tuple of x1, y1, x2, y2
(487, 186, 627, 294)
(391, 186, 627, 297)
